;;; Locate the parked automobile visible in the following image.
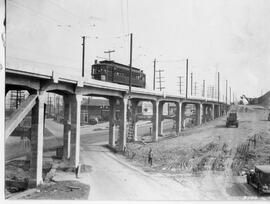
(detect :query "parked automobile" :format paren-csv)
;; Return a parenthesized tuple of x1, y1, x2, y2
(246, 165, 270, 195)
(226, 112, 239, 128)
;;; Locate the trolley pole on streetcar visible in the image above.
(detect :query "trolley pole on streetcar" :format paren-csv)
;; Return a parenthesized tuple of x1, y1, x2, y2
(104, 50, 115, 60)
(81, 36, 86, 77)
(129, 33, 133, 94)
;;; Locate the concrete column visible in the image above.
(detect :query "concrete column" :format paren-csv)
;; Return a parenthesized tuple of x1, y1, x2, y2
(134, 122, 138, 141)
(181, 103, 186, 129)
(202, 105, 206, 123)
(109, 98, 117, 147)
(131, 100, 139, 141)
(152, 100, 159, 141)
(176, 102, 182, 134)
(197, 103, 203, 125)
(63, 95, 71, 160)
(70, 94, 82, 168)
(158, 102, 164, 136)
(119, 97, 128, 150)
(218, 105, 221, 117)
(29, 91, 46, 187)
(211, 104, 215, 120)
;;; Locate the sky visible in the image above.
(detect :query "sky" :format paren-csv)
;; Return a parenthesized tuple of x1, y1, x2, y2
(6, 0, 270, 100)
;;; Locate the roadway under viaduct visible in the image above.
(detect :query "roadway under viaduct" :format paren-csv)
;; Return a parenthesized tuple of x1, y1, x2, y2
(5, 66, 227, 188)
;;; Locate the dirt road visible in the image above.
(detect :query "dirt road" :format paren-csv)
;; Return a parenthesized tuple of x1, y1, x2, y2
(124, 105, 270, 200)
(53, 144, 204, 200)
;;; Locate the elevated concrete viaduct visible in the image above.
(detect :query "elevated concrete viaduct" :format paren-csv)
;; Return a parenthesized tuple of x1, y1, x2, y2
(5, 63, 227, 187)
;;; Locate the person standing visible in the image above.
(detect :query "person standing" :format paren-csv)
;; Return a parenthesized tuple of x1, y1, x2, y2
(148, 148, 153, 166)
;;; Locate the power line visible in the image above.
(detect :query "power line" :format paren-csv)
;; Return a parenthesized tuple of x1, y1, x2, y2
(120, 0, 125, 35)
(126, 0, 130, 33)
(8, 1, 82, 36)
(47, 0, 103, 26)
(156, 59, 186, 63)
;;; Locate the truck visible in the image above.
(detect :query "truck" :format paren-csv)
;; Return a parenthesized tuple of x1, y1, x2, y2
(226, 112, 239, 128)
(246, 165, 270, 195)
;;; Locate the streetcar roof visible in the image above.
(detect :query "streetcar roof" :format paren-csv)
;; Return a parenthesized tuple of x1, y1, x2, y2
(97, 60, 142, 72)
(255, 165, 270, 173)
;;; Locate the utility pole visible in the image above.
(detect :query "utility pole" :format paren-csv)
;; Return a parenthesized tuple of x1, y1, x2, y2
(104, 49, 115, 60)
(54, 93, 56, 116)
(153, 59, 156, 90)
(186, 58, 188, 99)
(16, 90, 19, 109)
(225, 80, 228, 105)
(211, 86, 214, 99)
(129, 33, 133, 94)
(81, 36, 86, 77)
(202, 80, 205, 97)
(191, 72, 193, 96)
(194, 82, 198, 96)
(178, 76, 183, 95)
(233, 92, 235, 104)
(229, 86, 231, 105)
(156, 69, 165, 91)
(218, 72, 220, 103)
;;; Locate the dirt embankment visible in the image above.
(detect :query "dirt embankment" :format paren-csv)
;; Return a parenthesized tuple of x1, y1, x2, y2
(232, 131, 270, 175)
(124, 105, 270, 177)
(257, 91, 270, 108)
(5, 153, 91, 199)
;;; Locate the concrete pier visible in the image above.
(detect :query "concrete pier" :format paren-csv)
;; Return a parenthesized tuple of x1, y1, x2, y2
(119, 97, 128, 150)
(63, 95, 72, 160)
(152, 100, 159, 141)
(69, 94, 82, 168)
(109, 98, 117, 147)
(29, 91, 46, 187)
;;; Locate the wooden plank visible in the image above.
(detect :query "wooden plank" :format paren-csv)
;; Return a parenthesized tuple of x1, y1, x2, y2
(5, 94, 37, 141)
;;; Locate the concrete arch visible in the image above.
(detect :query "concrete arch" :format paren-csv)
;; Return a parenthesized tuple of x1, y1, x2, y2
(41, 82, 75, 95)
(181, 100, 201, 106)
(6, 75, 40, 91)
(157, 98, 180, 104)
(128, 94, 157, 101)
(76, 86, 124, 99)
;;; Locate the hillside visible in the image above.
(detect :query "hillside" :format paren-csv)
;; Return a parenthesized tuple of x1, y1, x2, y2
(257, 91, 270, 108)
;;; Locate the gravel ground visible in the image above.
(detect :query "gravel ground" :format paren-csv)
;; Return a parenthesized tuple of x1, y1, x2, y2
(121, 105, 270, 199)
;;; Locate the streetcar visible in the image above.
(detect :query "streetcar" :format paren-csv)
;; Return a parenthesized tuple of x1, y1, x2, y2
(91, 60, 146, 88)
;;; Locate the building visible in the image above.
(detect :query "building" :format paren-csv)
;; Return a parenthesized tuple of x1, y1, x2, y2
(81, 97, 112, 125)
